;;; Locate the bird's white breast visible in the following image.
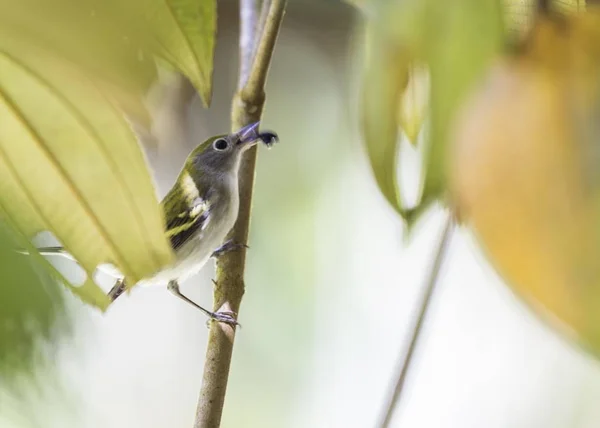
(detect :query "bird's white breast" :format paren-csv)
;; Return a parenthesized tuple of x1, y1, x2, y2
(140, 174, 240, 287)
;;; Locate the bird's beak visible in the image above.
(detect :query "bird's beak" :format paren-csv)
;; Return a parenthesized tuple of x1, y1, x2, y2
(236, 122, 261, 149)
(235, 122, 279, 150)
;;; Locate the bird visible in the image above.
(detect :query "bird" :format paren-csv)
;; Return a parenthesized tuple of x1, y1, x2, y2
(34, 122, 278, 325)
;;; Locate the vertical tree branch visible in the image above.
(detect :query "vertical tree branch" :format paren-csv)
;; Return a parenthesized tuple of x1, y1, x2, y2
(193, 1, 287, 427)
(376, 216, 455, 428)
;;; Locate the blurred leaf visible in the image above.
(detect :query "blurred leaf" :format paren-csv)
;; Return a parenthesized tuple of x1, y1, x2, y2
(145, 0, 217, 106)
(0, 0, 219, 114)
(361, 27, 410, 217)
(549, 0, 586, 14)
(420, 0, 504, 204)
(0, 45, 174, 310)
(398, 64, 429, 146)
(448, 11, 600, 357)
(503, 0, 585, 39)
(0, 219, 69, 384)
(358, 0, 502, 224)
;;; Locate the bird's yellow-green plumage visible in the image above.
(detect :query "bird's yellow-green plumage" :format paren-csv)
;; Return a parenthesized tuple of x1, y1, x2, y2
(32, 123, 278, 314)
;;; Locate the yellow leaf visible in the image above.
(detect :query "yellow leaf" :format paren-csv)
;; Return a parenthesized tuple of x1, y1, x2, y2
(449, 12, 600, 355)
(0, 0, 219, 113)
(503, 0, 587, 39)
(0, 0, 158, 125)
(0, 45, 174, 310)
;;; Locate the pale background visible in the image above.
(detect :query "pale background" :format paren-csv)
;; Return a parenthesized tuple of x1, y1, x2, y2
(3, 1, 600, 427)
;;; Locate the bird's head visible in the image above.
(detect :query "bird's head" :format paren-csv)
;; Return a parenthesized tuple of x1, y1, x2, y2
(186, 122, 278, 178)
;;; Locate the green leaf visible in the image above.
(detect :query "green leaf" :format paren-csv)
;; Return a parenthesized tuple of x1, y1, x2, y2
(360, 28, 410, 217)
(357, 0, 502, 223)
(0, 45, 174, 310)
(145, 0, 217, 106)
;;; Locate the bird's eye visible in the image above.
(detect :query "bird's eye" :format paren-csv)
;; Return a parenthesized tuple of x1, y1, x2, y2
(213, 138, 229, 151)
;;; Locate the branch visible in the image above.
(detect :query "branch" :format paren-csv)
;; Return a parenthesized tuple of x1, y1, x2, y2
(193, 1, 287, 427)
(251, 0, 272, 73)
(376, 215, 455, 428)
(240, 0, 284, 104)
(238, 0, 258, 89)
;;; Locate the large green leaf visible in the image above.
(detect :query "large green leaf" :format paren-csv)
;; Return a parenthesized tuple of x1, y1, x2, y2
(0, 45, 174, 310)
(145, 0, 217, 106)
(0, 0, 218, 111)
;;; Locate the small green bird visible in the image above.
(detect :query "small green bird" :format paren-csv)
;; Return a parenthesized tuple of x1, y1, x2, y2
(36, 122, 278, 325)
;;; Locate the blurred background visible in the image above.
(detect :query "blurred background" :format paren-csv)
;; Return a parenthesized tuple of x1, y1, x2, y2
(3, 1, 600, 427)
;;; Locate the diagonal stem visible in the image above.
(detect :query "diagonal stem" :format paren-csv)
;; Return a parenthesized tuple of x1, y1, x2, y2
(193, 1, 287, 427)
(376, 215, 455, 428)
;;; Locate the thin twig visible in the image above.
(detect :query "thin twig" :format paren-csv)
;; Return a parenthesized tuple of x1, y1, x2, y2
(193, 1, 287, 427)
(376, 215, 455, 428)
(241, 0, 285, 102)
(252, 0, 272, 62)
(238, 0, 258, 89)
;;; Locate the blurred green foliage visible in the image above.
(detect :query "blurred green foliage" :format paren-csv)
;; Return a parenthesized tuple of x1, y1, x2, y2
(357, 0, 503, 226)
(0, 220, 69, 385)
(353, 0, 588, 229)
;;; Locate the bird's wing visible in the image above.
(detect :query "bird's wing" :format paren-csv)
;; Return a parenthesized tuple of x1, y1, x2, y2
(161, 184, 211, 252)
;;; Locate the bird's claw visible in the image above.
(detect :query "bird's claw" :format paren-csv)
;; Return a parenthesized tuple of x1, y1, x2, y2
(205, 311, 240, 328)
(211, 240, 249, 258)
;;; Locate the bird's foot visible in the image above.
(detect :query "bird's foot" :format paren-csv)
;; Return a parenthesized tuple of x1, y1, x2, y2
(168, 280, 240, 328)
(107, 278, 127, 302)
(211, 240, 248, 258)
(205, 311, 240, 328)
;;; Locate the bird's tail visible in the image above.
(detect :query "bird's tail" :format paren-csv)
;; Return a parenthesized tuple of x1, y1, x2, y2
(18, 246, 127, 302)
(107, 278, 127, 302)
(17, 246, 77, 261)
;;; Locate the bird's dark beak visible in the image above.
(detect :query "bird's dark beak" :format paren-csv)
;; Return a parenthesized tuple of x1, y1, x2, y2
(236, 122, 261, 148)
(236, 122, 279, 149)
